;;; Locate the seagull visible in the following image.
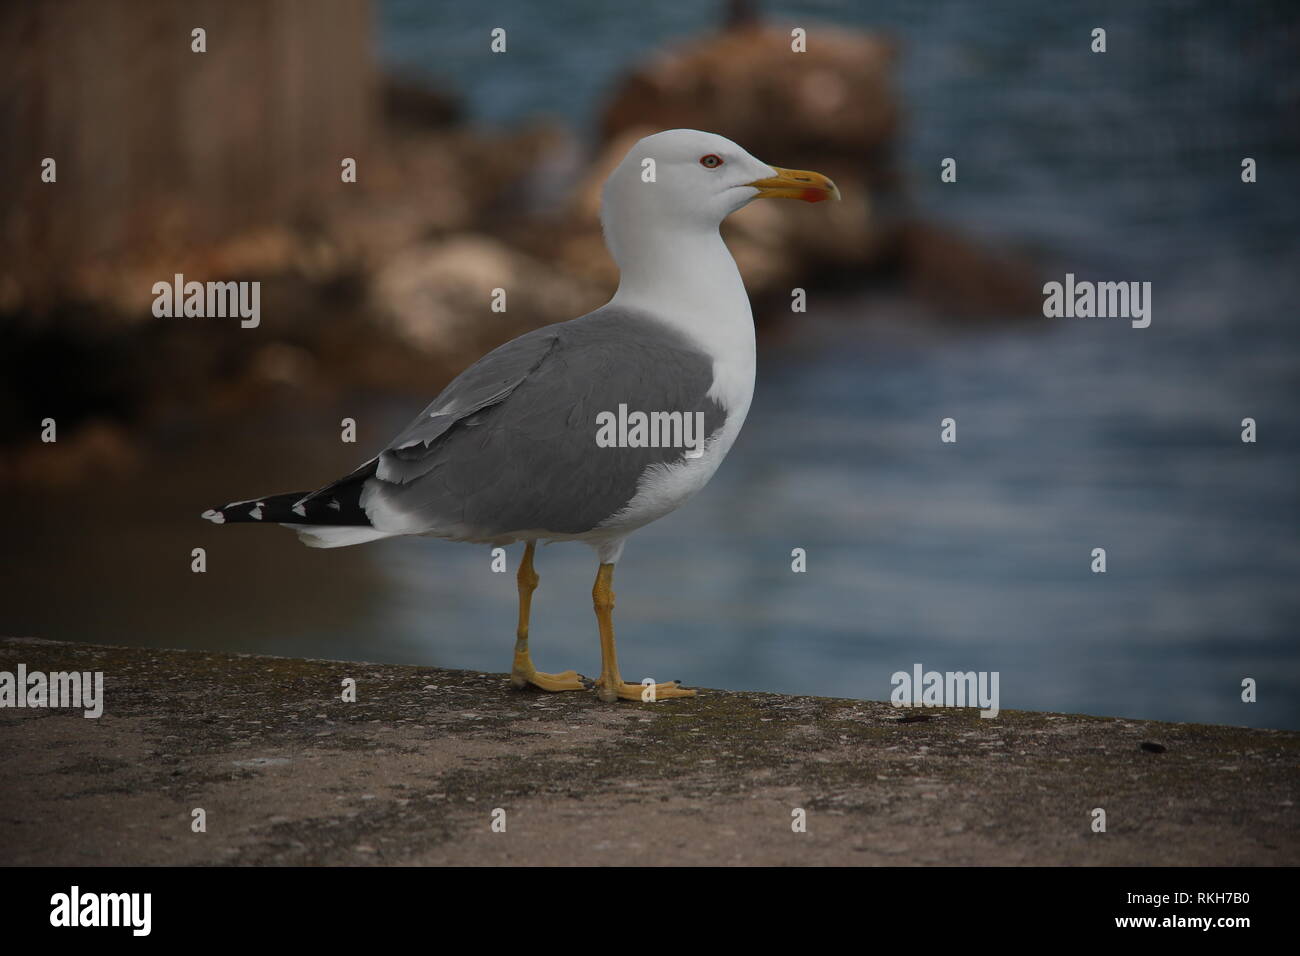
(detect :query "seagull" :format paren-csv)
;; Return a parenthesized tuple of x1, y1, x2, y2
(203, 129, 839, 702)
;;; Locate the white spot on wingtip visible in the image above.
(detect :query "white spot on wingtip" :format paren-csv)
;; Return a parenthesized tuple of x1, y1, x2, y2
(292, 502, 307, 517)
(201, 509, 226, 524)
(249, 502, 265, 520)
(328, 499, 341, 511)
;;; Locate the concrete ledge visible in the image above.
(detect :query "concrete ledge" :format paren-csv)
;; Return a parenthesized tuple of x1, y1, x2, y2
(1, 637, 1295, 865)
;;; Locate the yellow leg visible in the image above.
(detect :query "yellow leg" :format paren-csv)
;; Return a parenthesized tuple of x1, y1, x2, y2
(510, 541, 585, 692)
(592, 562, 696, 703)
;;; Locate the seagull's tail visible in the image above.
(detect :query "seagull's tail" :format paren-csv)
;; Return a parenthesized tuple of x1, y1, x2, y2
(201, 489, 322, 525)
(201, 461, 392, 548)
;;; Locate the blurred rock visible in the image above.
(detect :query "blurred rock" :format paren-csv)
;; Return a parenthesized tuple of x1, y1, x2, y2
(892, 222, 1041, 319)
(248, 343, 319, 388)
(382, 74, 463, 129)
(11, 116, 568, 328)
(600, 22, 899, 176)
(0, 420, 139, 487)
(370, 235, 605, 357)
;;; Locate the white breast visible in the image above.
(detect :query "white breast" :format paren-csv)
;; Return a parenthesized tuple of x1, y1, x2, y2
(599, 300, 756, 535)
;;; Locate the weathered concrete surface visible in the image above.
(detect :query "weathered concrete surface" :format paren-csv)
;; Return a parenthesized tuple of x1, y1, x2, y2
(1, 637, 1295, 866)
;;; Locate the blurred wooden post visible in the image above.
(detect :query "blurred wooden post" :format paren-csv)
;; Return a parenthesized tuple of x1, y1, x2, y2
(0, 0, 375, 310)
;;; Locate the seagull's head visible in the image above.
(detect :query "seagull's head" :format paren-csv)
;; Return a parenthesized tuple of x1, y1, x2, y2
(601, 128, 840, 240)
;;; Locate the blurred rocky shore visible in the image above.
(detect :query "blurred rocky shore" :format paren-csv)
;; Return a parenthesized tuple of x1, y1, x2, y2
(0, 2, 1038, 487)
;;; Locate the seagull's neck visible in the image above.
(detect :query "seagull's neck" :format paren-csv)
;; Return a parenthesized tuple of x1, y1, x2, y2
(608, 225, 754, 355)
(606, 222, 756, 415)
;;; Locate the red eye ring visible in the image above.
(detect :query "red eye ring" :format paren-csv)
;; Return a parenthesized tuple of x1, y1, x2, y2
(699, 154, 723, 169)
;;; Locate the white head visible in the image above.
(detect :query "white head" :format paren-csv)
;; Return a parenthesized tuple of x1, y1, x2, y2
(600, 129, 839, 267)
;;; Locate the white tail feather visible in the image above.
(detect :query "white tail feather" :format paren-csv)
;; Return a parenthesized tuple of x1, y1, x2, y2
(290, 524, 394, 549)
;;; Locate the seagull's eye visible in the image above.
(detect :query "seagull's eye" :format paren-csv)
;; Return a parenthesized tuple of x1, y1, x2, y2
(699, 154, 723, 169)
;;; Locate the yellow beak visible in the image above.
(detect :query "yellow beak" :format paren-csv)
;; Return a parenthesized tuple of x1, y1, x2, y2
(747, 166, 841, 203)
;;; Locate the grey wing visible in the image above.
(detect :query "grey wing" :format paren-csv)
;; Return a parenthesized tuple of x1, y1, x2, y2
(290, 324, 560, 515)
(361, 307, 728, 539)
(379, 325, 561, 484)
